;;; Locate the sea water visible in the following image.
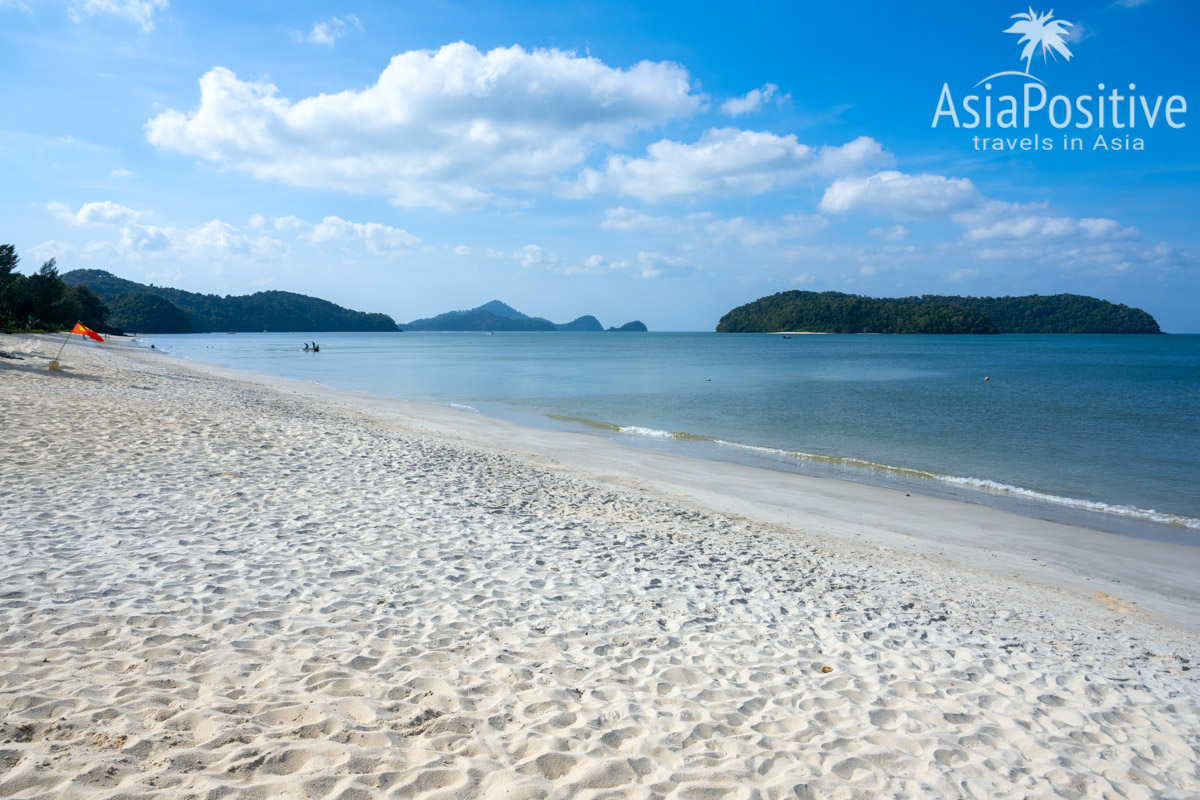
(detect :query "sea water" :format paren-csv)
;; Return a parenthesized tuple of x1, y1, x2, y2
(141, 331, 1200, 544)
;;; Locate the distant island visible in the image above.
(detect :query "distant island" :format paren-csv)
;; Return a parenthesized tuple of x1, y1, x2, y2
(717, 291, 1162, 334)
(62, 269, 398, 333)
(404, 300, 647, 332)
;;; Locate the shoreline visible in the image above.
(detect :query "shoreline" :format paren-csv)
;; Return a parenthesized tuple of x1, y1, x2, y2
(138, 331, 1200, 544)
(29, 332, 1200, 629)
(3, 332, 1198, 798)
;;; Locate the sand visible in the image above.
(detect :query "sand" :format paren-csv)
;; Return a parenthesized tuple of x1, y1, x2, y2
(1, 332, 1197, 799)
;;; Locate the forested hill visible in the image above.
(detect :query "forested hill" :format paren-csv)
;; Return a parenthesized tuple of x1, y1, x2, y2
(716, 291, 1161, 334)
(717, 292, 998, 334)
(892, 294, 1161, 334)
(62, 269, 399, 333)
(404, 300, 646, 332)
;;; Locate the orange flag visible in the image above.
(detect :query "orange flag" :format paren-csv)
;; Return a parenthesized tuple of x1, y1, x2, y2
(72, 322, 104, 342)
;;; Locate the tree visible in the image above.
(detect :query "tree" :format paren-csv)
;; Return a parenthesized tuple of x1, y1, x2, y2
(68, 285, 110, 331)
(0, 244, 17, 327)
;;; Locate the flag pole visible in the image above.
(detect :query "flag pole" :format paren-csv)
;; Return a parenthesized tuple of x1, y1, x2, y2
(49, 321, 79, 370)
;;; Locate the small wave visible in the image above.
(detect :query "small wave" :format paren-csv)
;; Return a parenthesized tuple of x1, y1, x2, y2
(550, 413, 1199, 531)
(447, 402, 480, 413)
(619, 425, 678, 439)
(936, 476, 1200, 530)
(710, 439, 1199, 529)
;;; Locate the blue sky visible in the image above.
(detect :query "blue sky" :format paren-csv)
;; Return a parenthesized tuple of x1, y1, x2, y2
(2, 0, 1197, 331)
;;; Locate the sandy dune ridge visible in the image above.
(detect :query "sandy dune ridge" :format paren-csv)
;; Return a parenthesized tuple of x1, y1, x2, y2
(1, 334, 1197, 799)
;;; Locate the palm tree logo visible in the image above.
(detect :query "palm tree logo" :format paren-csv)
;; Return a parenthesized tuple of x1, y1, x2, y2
(977, 7, 1074, 86)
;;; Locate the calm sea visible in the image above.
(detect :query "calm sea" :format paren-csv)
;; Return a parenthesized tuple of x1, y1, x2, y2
(141, 331, 1200, 545)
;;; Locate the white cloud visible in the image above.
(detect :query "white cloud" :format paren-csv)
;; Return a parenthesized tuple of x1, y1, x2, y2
(79, 219, 288, 261)
(146, 43, 702, 210)
(706, 213, 827, 246)
(48, 200, 140, 226)
(638, 250, 698, 279)
(82, 241, 119, 260)
(110, 168, 133, 178)
(305, 215, 420, 253)
(454, 245, 471, 256)
(720, 83, 787, 116)
(576, 131, 891, 202)
(949, 268, 979, 282)
(293, 14, 361, 46)
(869, 224, 909, 242)
(273, 215, 306, 232)
(600, 207, 713, 232)
(791, 273, 815, 286)
(952, 199, 1138, 243)
(29, 240, 75, 263)
(514, 244, 555, 269)
(563, 254, 632, 275)
(602, 206, 664, 231)
(1064, 22, 1093, 44)
(247, 213, 265, 229)
(962, 215, 1136, 242)
(819, 171, 979, 217)
(68, 0, 167, 32)
(118, 223, 172, 253)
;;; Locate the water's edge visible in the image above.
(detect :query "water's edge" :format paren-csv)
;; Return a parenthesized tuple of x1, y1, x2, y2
(141, 335, 1199, 547)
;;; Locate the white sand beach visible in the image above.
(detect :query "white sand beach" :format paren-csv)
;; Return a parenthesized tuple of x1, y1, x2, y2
(2, 333, 1198, 799)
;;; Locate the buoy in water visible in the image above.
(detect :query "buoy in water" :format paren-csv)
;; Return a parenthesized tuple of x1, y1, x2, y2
(984, 376, 989, 381)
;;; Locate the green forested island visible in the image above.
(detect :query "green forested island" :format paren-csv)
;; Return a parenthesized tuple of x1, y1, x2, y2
(405, 300, 647, 332)
(716, 291, 1162, 334)
(62, 269, 398, 333)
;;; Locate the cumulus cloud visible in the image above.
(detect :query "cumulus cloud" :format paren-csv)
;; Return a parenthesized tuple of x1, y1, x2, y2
(454, 245, 471, 256)
(48, 200, 140, 226)
(514, 244, 555, 269)
(600, 207, 711, 232)
(638, 250, 699, 279)
(962, 215, 1136, 242)
(30, 240, 75, 262)
(720, 83, 787, 116)
(110, 168, 133, 178)
(112, 219, 287, 260)
(293, 14, 360, 45)
(563, 254, 632, 275)
(68, 0, 167, 32)
(819, 171, 979, 217)
(305, 215, 420, 253)
(575, 131, 891, 202)
(146, 43, 701, 210)
(273, 215, 306, 232)
(706, 214, 827, 246)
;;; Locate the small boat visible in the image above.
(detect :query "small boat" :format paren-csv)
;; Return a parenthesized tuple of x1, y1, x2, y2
(782, 335, 792, 339)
